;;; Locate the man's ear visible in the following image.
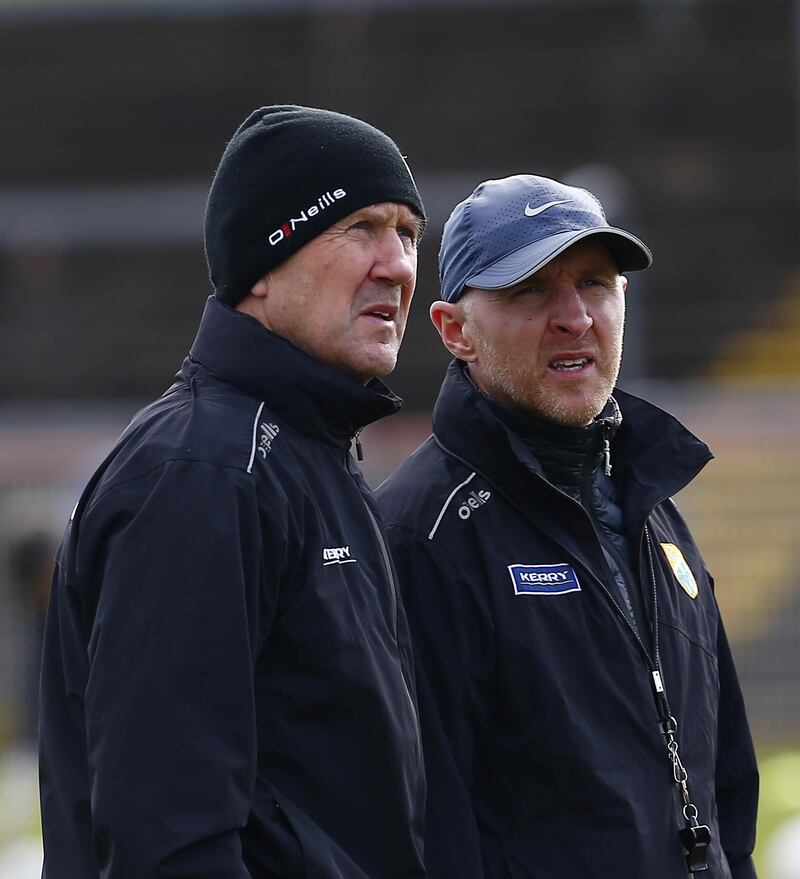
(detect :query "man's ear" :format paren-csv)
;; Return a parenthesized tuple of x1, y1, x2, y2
(430, 300, 477, 362)
(250, 276, 270, 299)
(235, 274, 272, 327)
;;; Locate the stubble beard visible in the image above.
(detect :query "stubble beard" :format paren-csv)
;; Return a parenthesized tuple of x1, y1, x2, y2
(472, 332, 624, 428)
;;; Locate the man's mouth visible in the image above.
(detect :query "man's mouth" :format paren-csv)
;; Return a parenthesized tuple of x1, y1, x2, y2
(360, 305, 398, 322)
(549, 356, 592, 372)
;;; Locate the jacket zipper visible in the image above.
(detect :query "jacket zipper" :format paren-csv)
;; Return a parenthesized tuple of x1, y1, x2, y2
(362, 498, 423, 749)
(558, 486, 673, 721)
(533, 437, 707, 716)
(346, 442, 422, 749)
(564, 504, 661, 690)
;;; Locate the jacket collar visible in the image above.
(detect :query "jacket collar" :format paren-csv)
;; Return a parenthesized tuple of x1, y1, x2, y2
(484, 393, 622, 489)
(188, 296, 402, 447)
(432, 359, 712, 537)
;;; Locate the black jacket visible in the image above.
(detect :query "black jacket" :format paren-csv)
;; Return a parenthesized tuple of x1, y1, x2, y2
(39, 297, 425, 879)
(376, 360, 758, 879)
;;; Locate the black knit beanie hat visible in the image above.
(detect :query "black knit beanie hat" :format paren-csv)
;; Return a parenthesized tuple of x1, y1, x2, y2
(204, 104, 426, 305)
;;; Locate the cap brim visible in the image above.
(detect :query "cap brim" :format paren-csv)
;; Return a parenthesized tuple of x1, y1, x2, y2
(465, 227, 653, 291)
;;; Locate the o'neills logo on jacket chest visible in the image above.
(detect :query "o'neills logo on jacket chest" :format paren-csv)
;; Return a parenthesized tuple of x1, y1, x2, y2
(268, 188, 347, 246)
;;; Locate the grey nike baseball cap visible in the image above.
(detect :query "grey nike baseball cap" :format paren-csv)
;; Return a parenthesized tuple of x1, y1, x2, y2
(439, 174, 652, 303)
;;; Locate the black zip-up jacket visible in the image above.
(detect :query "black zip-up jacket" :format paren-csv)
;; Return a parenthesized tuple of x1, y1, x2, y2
(39, 297, 425, 879)
(375, 360, 758, 879)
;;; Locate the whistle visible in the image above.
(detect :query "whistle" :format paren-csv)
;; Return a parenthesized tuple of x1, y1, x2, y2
(678, 824, 711, 873)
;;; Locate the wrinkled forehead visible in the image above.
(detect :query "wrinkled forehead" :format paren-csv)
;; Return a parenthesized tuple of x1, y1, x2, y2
(332, 200, 425, 232)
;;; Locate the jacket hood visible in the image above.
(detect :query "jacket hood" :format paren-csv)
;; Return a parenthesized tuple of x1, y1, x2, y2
(189, 296, 402, 447)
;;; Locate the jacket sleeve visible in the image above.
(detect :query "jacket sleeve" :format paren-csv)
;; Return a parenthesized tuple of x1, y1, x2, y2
(78, 459, 281, 878)
(712, 584, 760, 879)
(386, 523, 493, 879)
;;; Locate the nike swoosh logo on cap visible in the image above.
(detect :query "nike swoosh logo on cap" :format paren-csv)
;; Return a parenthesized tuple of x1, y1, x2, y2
(524, 199, 571, 217)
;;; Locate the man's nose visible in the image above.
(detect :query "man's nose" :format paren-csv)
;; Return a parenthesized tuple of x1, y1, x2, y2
(548, 287, 593, 337)
(370, 230, 416, 287)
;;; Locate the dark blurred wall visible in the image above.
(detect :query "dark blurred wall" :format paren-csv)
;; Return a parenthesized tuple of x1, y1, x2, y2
(0, 0, 795, 411)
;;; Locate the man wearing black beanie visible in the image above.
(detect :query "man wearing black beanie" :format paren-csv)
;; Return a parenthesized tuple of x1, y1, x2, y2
(39, 105, 427, 879)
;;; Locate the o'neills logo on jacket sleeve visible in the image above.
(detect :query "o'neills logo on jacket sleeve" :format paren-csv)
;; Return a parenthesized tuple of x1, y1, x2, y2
(268, 188, 347, 246)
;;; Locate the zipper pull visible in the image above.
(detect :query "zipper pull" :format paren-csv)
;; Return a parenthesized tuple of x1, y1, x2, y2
(602, 436, 612, 476)
(353, 430, 364, 461)
(652, 669, 664, 694)
(652, 669, 670, 719)
(598, 417, 613, 476)
(651, 663, 671, 723)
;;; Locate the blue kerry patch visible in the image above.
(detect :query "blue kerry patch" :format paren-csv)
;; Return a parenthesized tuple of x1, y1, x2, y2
(508, 563, 582, 596)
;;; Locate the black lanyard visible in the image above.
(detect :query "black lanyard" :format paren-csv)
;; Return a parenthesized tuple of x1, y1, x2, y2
(574, 518, 712, 874)
(641, 526, 712, 874)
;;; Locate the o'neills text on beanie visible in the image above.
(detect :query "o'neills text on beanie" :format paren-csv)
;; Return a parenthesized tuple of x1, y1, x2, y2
(266, 187, 347, 246)
(204, 104, 426, 306)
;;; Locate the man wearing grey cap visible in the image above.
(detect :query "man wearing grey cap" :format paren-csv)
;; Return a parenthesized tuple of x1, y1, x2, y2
(376, 175, 759, 878)
(39, 105, 426, 879)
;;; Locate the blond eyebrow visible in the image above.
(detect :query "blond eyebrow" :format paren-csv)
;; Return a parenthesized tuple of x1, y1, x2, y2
(560, 254, 621, 276)
(581, 263, 620, 277)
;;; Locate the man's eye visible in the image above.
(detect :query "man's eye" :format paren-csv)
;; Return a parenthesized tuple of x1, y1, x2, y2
(582, 276, 615, 288)
(398, 226, 417, 244)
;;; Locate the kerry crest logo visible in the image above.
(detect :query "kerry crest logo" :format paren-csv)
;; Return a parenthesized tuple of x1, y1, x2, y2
(660, 543, 699, 599)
